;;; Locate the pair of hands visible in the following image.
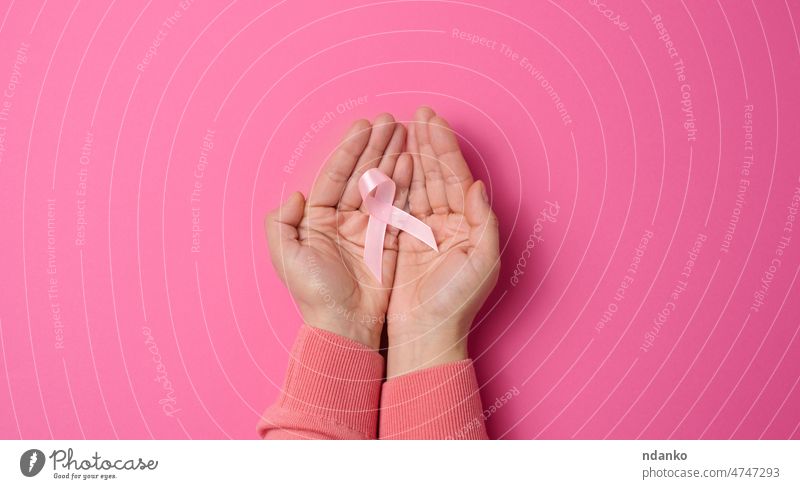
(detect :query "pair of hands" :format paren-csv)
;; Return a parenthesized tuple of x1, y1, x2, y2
(266, 107, 499, 378)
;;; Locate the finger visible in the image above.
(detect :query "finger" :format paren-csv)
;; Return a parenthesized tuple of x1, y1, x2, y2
(377, 123, 406, 177)
(392, 153, 413, 210)
(407, 110, 432, 219)
(339, 113, 396, 211)
(465, 181, 499, 273)
(265, 191, 306, 283)
(359, 123, 406, 213)
(429, 115, 474, 214)
(416, 108, 449, 215)
(386, 153, 413, 239)
(308, 119, 371, 208)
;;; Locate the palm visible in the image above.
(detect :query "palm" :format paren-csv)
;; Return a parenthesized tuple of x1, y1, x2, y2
(289, 206, 396, 327)
(265, 115, 407, 347)
(391, 213, 477, 323)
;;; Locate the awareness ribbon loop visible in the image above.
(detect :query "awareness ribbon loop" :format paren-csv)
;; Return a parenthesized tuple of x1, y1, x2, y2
(358, 168, 438, 282)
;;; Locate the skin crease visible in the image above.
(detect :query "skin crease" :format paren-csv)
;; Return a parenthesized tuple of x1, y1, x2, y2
(265, 107, 500, 377)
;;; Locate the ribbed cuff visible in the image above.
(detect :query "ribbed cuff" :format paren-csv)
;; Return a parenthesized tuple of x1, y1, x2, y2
(379, 359, 488, 439)
(258, 324, 384, 439)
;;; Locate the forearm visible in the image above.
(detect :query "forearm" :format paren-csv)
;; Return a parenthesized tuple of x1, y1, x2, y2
(386, 329, 468, 379)
(257, 324, 383, 439)
(381, 315, 488, 440)
(379, 358, 488, 440)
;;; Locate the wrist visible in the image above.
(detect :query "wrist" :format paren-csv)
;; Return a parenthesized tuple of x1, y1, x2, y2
(386, 324, 469, 378)
(302, 309, 383, 350)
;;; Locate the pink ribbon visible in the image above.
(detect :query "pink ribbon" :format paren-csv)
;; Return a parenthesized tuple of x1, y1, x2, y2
(358, 168, 438, 282)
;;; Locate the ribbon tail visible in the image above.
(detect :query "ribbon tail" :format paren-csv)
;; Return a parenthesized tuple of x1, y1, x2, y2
(388, 207, 438, 252)
(415, 225, 438, 252)
(363, 217, 386, 283)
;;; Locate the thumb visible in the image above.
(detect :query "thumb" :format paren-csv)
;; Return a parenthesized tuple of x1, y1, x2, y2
(465, 180, 499, 273)
(265, 191, 306, 281)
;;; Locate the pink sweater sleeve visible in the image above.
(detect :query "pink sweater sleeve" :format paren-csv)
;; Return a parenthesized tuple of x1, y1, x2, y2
(379, 359, 489, 439)
(257, 324, 488, 440)
(257, 324, 384, 439)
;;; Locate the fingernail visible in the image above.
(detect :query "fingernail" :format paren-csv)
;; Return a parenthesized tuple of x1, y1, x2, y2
(480, 182, 489, 203)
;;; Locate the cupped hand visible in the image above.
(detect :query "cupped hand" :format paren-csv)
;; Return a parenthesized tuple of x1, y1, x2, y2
(387, 107, 500, 377)
(265, 114, 413, 350)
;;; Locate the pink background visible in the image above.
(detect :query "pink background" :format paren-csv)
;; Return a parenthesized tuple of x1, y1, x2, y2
(0, 0, 799, 439)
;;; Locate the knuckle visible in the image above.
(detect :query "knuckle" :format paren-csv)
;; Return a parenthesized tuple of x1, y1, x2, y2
(326, 165, 351, 183)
